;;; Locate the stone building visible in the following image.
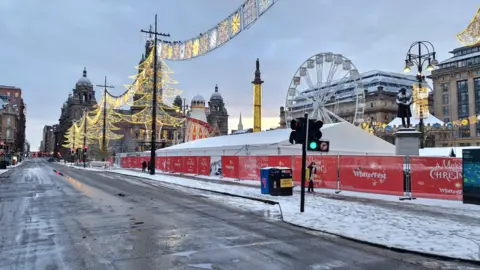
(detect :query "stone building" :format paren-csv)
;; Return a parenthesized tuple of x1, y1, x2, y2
(207, 85, 229, 136)
(429, 43, 480, 146)
(40, 125, 54, 153)
(0, 85, 26, 156)
(57, 68, 97, 157)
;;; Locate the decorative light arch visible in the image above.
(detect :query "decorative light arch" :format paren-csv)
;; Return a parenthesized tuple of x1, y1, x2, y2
(157, 0, 279, 61)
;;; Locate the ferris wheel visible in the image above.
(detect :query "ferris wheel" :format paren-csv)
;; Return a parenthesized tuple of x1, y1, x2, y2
(285, 53, 365, 128)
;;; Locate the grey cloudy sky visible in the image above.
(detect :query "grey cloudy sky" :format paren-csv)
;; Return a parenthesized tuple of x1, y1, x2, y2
(0, 0, 477, 150)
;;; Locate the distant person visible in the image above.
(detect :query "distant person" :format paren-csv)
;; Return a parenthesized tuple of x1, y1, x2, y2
(307, 161, 316, 193)
(142, 160, 147, 172)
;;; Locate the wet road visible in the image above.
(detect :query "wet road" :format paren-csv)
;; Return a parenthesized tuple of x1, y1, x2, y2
(0, 159, 476, 270)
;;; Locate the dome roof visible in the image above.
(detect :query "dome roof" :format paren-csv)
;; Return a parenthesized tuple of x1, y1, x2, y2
(210, 84, 223, 101)
(76, 67, 92, 86)
(191, 94, 205, 103)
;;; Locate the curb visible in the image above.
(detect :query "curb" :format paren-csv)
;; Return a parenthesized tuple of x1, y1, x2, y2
(62, 166, 480, 265)
(110, 171, 280, 206)
(283, 222, 480, 266)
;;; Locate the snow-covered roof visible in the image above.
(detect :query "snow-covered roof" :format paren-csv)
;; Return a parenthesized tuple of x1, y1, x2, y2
(387, 114, 444, 127)
(440, 51, 480, 65)
(157, 122, 395, 156)
(420, 146, 479, 158)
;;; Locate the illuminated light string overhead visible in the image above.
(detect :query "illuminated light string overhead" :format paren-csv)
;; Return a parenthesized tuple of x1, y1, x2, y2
(83, 0, 280, 109)
(159, 0, 279, 61)
(457, 7, 480, 46)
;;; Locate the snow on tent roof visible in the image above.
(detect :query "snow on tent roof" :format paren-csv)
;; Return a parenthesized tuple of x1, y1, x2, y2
(157, 122, 396, 156)
(161, 124, 331, 151)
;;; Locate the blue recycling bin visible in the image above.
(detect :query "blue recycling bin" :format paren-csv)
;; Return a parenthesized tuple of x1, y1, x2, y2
(260, 168, 271, 194)
(260, 167, 293, 196)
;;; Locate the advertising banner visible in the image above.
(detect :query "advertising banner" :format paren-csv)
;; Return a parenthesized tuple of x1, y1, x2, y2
(222, 156, 239, 179)
(183, 156, 197, 174)
(462, 149, 480, 204)
(197, 156, 211, 176)
(293, 155, 338, 189)
(238, 156, 269, 181)
(410, 156, 462, 200)
(339, 155, 404, 195)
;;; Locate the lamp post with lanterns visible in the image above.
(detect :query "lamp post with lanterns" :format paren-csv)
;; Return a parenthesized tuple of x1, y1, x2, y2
(402, 41, 438, 149)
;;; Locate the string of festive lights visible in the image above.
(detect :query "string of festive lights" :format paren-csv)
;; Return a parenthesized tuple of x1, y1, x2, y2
(157, 0, 279, 61)
(63, 42, 185, 151)
(456, 7, 480, 46)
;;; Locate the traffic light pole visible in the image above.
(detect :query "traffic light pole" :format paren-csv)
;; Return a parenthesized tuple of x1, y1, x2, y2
(300, 113, 308, 213)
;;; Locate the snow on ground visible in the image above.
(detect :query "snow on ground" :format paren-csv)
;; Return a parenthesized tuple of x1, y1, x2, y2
(64, 165, 480, 261)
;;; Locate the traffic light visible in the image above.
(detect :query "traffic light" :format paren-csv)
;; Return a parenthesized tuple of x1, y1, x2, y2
(289, 118, 306, 145)
(83, 146, 88, 154)
(307, 120, 329, 152)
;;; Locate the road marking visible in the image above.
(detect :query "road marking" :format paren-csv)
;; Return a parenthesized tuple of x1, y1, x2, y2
(310, 260, 348, 269)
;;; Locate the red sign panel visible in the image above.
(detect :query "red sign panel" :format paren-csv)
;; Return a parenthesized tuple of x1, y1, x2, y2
(197, 156, 211, 176)
(410, 157, 462, 200)
(183, 156, 197, 174)
(222, 156, 239, 179)
(238, 156, 268, 181)
(339, 155, 404, 196)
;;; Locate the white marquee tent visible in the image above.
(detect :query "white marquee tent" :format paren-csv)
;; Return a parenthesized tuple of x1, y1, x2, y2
(156, 122, 395, 158)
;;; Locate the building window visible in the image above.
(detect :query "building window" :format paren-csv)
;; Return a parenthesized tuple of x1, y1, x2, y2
(6, 117, 11, 127)
(442, 94, 449, 104)
(460, 126, 471, 138)
(475, 78, 480, 115)
(6, 128, 11, 139)
(443, 107, 449, 117)
(444, 117, 450, 123)
(457, 80, 469, 118)
(442, 83, 449, 92)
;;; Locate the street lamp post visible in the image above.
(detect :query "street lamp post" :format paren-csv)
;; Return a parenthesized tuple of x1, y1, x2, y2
(182, 98, 190, 143)
(96, 76, 114, 161)
(403, 41, 438, 149)
(83, 109, 87, 168)
(141, 14, 171, 175)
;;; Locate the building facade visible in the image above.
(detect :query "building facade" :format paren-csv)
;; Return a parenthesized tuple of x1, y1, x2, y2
(287, 70, 419, 122)
(40, 125, 55, 153)
(429, 43, 480, 146)
(57, 68, 97, 157)
(0, 85, 26, 156)
(207, 85, 229, 136)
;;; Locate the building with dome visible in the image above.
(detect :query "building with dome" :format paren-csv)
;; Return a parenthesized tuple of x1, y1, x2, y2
(184, 94, 213, 142)
(207, 84, 229, 136)
(57, 68, 97, 157)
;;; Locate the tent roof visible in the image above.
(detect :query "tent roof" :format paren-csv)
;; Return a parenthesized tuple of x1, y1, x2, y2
(160, 124, 339, 151)
(388, 114, 444, 127)
(158, 122, 395, 155)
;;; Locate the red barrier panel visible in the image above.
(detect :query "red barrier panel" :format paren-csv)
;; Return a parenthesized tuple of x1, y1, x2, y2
(183, 156, 197, 174)
(339, 156, 404, 196)
(238, 156, 269, 181)
(293, 155, 338, 189)
(197, 156, 211, 176)
(171, 157, 183, 173)
(268, 156, 293, 168)
(410, 157, 462, 200)
(165, 157, 172, 172)
(222, 156, 239, 178)
(159, 157, 166, 171)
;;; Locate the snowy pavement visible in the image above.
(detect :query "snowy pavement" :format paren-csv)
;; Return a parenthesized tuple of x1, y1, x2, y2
(64, 165, 480, 262)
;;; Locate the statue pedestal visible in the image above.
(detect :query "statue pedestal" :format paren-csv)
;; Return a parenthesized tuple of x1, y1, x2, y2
(394, 128, 420, 156)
